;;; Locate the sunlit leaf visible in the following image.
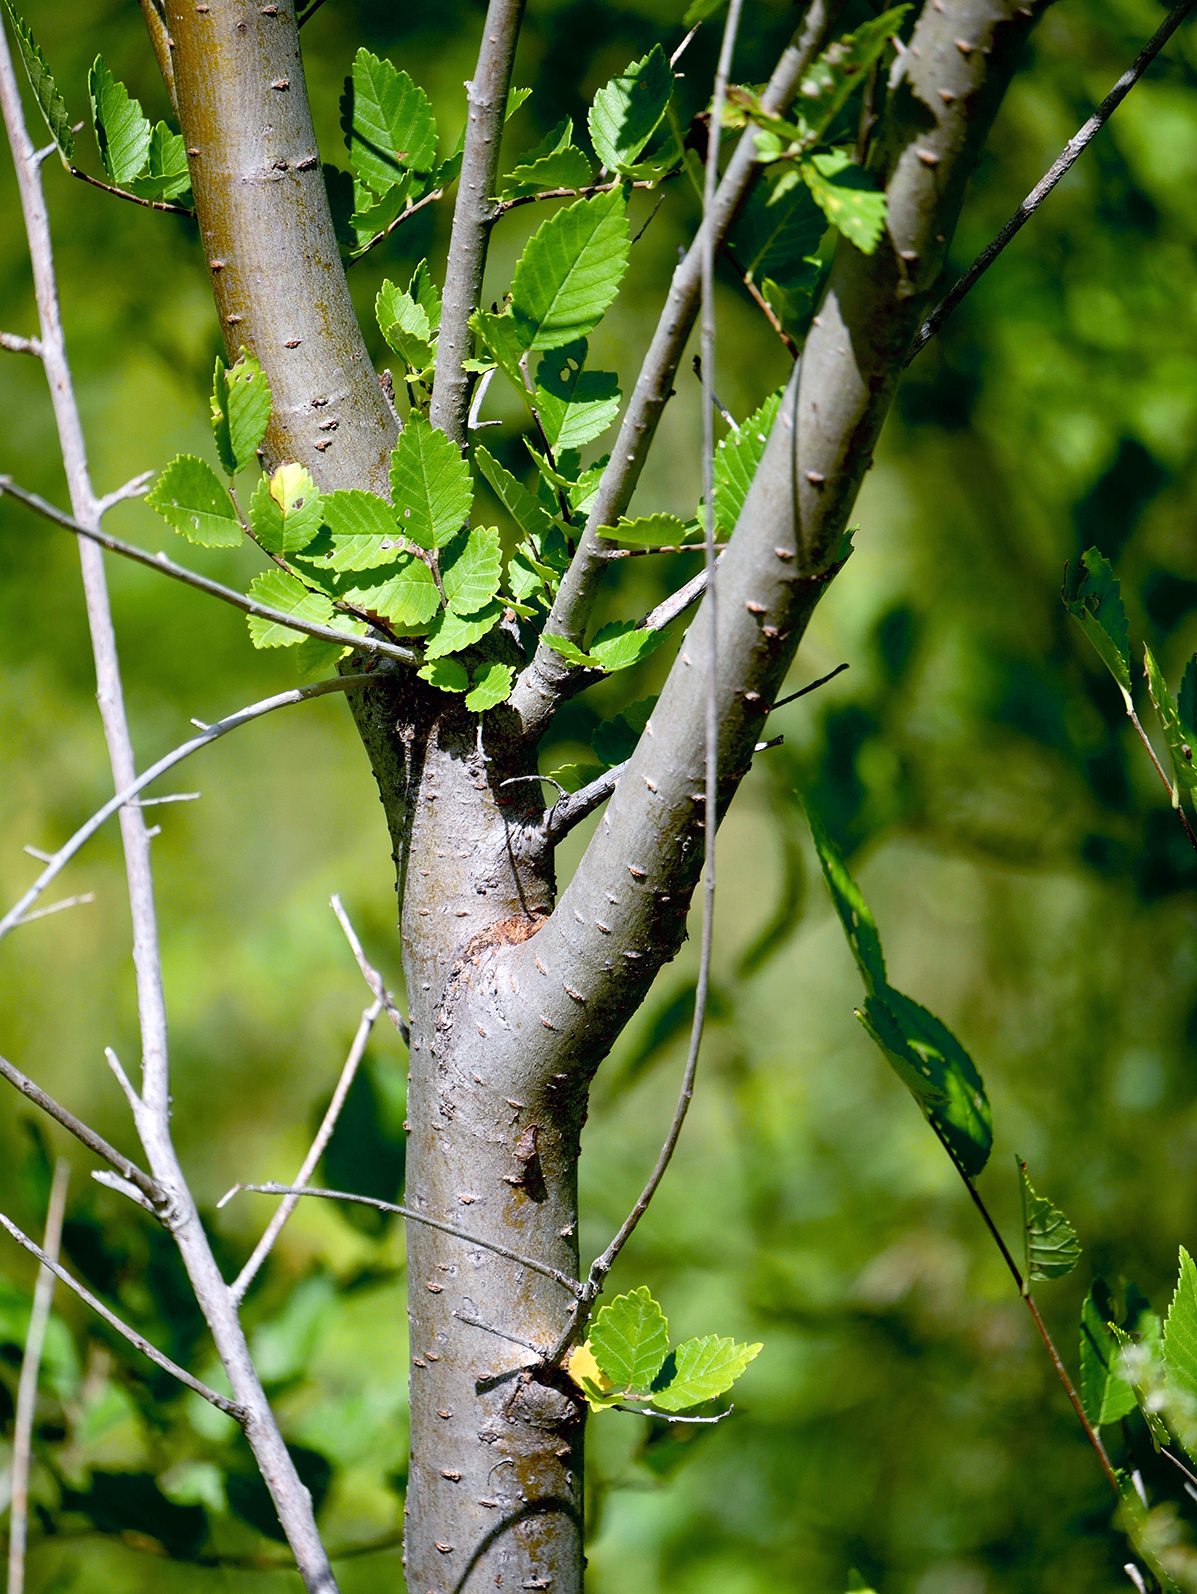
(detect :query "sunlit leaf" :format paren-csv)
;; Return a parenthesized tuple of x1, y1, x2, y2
(341, 556, 439, 630)
(210, 351, 272, 477)
(792, 7, 910, 145)
(535, 340, 621, 451)
(566, 1341, 621, 1413)
(423, 598, 504, 660)
(465, 660, 515, 712)
(713, 389, 783, 534)
(605, 513, 691, 547)
(1080, 1289, 1137, 1426)
(590, 619, 671, 672)
(313, 488, 402, 571)
(343, 48, 437, 195)
(500, 118, 593, 198)
(1017, 1158, 1081, 1285)
(417, 656, 469, 692)
(1144, 644, 1197, 801)
(124, 122, 190, 202)
(376, 278, 436, 371)
(3, 0, 73, 162)
(801, 151, 887, 255)
(389, 415, 472, 550)
(511, 186, 630, 351)
(652, 1335, 762, 1412)
(588, 45, 673, 175)
(1164, 1248, 1197, 1404)
(146, 454, 241, 547)
(246, 570, 337, 648)
(590, 1286, 671, 1392)
(473, 444, 555, 540)
(88, 56, 150, 184)
(441, 525, 502, 617)
(248, 464, 323, 555)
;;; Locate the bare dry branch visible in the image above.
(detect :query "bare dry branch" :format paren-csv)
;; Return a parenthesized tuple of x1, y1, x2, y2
(329, 895, 410, 1043)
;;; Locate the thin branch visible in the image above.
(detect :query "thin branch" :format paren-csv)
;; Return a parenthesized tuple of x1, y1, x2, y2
(8, 1158, 69, 1594)
(224, 1185, 583, 1295)
(725, 259, 800, 359)
(430, 0, 527, 446)
(907, 0, 1197, 363)
(1126, 702, 1197, 855)
(595, 542, 728, 560)
(612, 1402, 732, 1425)
(0, 1211, 244, 1418)
(1, 330, 40, 356)
(329, 895, 410, 1043)
(0, 478, 420, 667)
(11, 891, 94, 926)
(770, 660, 849, 710)
(229, 1001, 383, 1304)
(135, 0, 178, 118)
(94, 469, 154, 516)
(344, 183, 447, 266)
(0, 675, 375, 942)
(545, 762, 628, 845)
(640, 558, 720, 633)
(0, 1052, 161, 1206)
(453, 1311, 548, 1356)
(494, 173, 675, 218)
(68, 165, 193, 217)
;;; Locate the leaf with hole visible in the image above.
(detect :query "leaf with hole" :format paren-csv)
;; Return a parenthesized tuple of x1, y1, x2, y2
(588, 45, 673, 175)
(465, 661, 515, 712)
(511, 186, 630, 351)
(424, 599, 505, 660)
(535, 341, 621, 451)
(801, 152, 887, 255)
(1017, 1158, 1081, 1285)
(246, 570, 337, 648)
(652, 1335, 761, 1412)
(589, 1287, 670, 1392)
(1145, 644, 1197, 800)
(3, 0, 73, 162)
(1062, 546, 1133, 706)
(389, 416, 473, 550)
(342, 48, 437, 195)
(442, 526, 502, 617)
(146, 455, 241, 547)
(210, 352, 272, 477)
(313, 489, 402, 571)
(248, 464, 323, 556)
(88, 56, 150, 185)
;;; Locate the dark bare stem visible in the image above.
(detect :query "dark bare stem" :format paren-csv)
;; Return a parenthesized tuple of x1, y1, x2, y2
(229, 1001, 383, 1304)
(8, 1158, 69, 1594)
(227, 1185, 583, 1294)
(0, 1053, 161, 1205)
(69, 165, 192, 216)
(0, 675, 375, 940)
(329, 894, 410, 1042)
(770, 660, 849, 710)
(295, 0, 331, 23)
(430, 0, 526, 445)
(0, 479, 419, 666)
(0, 1213, 243, 1417)
(345, 184, 446, 266)
(727, 257, 800, 359)
(495, 173, 675, 218)
(907, 0, 1197, 364)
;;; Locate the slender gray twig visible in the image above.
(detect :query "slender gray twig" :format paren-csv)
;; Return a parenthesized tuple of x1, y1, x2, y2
(907, 0, 1197, 363)
(0, 676, 374, 941)
(1, 330, 41, 355)
(545, 762, 628, 845)
(0, 1212, 243, 1417)
(229, 1001, 383, 1303)
(0, 478, 420, 667)
(612, 1402, 732, 1425)
(12, 892, 94, 926)
(329, 895, 410, 1043)
(8, 1158, 70, 1594)
(224, 1184, 583, 1294)
(640, 556, 722, 633)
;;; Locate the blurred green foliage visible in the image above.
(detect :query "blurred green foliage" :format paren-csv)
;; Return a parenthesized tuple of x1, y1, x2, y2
(3, 0, 1197, 1589)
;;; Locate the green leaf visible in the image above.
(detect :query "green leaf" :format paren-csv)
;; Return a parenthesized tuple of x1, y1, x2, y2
(792, 7, 910, 145)
(146, 455, 241, 547)
(801, 151, 887, 255)
(2, 0, 73, 162)
(389, 416, 472, 550)
(376, 279, 435, 371)
(1179, 654, 1197, 737)
(730, 176, 826, 288)
(506, 87, 532, 121)
(408, 259, 442, 333)
(249, 464, 323, 555)
(800, 796, 885, 990)
(441, 526, 502, 617)
(1164, 1248, 1197, 1403)
(341, 555, 440, 631)
(713, 389, 783, 534)
(535, 341, 621, 451)
(541, 632, 597, 670)
(547, 761, 605, 793)
(473, 444, 555, 540)
(592, 697, 655, 765)
(246, 570, 336, 648)
(1144, 644, 1197, 800)
(590, 619, 671, 673)
(424, 598, 505, 660)
(124, 122, 190, 202)
(683, 0, 727, 24)
(606, 513, 691, 547)
(418, 656, 469, 693)
(510, 186, 630, 351)
(588, 46, 673, 175)
(465, 661, 515, 712)
(501, 119, 593, 198)
(345, 172, 412, 252)
(589, 1287, 670, 1392)
(210, 351, 272, 477)
(313, 489, 402, 571)
(652, 1335, 762, 1412)
(469, 307, 528, 391)
(1080, 1290, 1137, 1426)
(525, 442, 608, 518)
(343, 48, 437, 195)
(1062, 546, 1134, 706)
(1017, 1158, 1081, 1286)
(88, 57, 151, 185)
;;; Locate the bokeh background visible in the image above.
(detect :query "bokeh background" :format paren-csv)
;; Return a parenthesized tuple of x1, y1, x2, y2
(2, 0, 1197, 1588)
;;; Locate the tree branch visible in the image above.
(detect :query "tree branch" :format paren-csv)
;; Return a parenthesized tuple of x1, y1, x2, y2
(0, 478, 420, 666)
(430, 0, 526, 446)
(69, 165, 192, 216)
(136, 0, 179, 117)
(229, 1000, 383, 1303)
(908, 0, 1197, 363)
(0, 674, 375, 941)
(0, 1211, 244, 1418)
(329, 894, 410, 1043)
(544, 762, 627, 845)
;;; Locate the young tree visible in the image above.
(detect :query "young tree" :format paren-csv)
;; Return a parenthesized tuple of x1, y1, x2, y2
(3, 0, 1194, 1590)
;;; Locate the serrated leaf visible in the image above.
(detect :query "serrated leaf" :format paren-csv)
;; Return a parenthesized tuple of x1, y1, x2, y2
(469, 307, 527, 392)
(343, 49, 437, 195)
(589, 1287, 670, 1392)
(1179, 654, 1197, 738)
(246, 570, 336, 648)
(606, 513, 691, 547)
(506, 86, 532, 120)
(566, 1342, 621, 1413)
(792, 7, 910, 145)
(88, 56, 151, 185)
(730, 175, 826, 287)
(408, 260, 442, 333)
(146, 455, 241, 547)
(346, 172, 412, 252)
(802, 151, 887, 255)
(652, 1335, 761, 1412)
(313, 489, 402, 571)
(541, 632, 597, 669)
(548, 761, 606, 793)
(1165, 1248, 1197, 1403)
(465, 661, 515, 712)
(535, 341, 621, 451)
(424, 598, 504, 660)
(473, 444, 554, 540)
(592, 697, 655, 765)
(801, 796, 886, 990)
(376, 278, 435, 370)
(249, 464, 323, 555)
(1017, 1158, 1081, 1285)
(525, 442, 607, 518)
(589, 45, 673, 175)
(3, 0, 73, 162)
(1145, 644, 1197, 801)
(511, 187, 630, 352)
(1080, 1290, 1137, 1426)
(389, 416, 472, 550)
(1062, 546, 1134, 706)
(590, 619, 671, 673)
(341, 555, 439, 630)
(124, 121, 191, 202)
(442, 526, 502, 617)
(501, 120, 592, 198)
(714, 389, 783, 534)
(418, 656, 469, 692)
(210, 351, 272, 477)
